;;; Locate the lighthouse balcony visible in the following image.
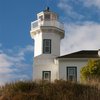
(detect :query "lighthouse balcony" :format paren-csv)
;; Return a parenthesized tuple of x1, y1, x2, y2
(31, 20, 64, 31)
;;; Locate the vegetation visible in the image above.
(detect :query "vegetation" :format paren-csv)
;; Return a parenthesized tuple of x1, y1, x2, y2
(81, 59, 100, 81)
(0, 80, 100, 100)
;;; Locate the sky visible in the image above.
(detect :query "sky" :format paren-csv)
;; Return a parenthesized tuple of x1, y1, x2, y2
(0, 0, 100, 85)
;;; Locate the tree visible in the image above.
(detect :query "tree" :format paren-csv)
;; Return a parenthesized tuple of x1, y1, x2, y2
(81, 59, 100, 81)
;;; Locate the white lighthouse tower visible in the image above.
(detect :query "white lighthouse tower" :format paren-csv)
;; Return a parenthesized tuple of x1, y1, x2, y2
(30, 7, 65, 81)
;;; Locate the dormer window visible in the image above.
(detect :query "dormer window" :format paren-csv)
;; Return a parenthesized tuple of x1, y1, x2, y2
(45, 14, 50, 20)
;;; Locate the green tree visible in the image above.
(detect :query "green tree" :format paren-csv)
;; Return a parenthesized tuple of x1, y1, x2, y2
(81, 59, 100, 81)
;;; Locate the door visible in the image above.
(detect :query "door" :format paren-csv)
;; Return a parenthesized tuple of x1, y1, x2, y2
(42, 71, 51, 81)
(67, 67, 77, 81)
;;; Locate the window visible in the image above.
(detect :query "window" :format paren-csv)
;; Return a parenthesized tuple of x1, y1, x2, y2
(42, 71, 51, 81)
(44, 14, 50, 20)
(67, 67, 77, 81)
(52, 14, 57, 20)
(39, 15, 43, 21)
(43, 39, 51, 54)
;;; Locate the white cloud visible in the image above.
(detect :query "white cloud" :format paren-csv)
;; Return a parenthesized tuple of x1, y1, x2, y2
(58, 0, 100, 55)
(18, 45, 33, 56)
(0, 53, 23, 85)
(58, 0, 84, 20)
(0, 68, 13, 73)
(61, 22, 100, 55)
(0, 53, 25, 68)
(0, 51, 16, 85)
(0, 74, 17, 85)
(0, 43, 3, 53)
(80, 0, 100, 9)
(0, 54, 13, 67)
(0, 45, 33, 85)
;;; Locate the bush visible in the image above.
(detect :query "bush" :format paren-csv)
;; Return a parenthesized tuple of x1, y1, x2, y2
(0, 80, 100, 100)
(81, 59, 100, 81)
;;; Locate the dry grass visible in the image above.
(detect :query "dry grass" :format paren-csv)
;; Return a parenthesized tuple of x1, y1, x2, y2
(0, 80, 100, 100)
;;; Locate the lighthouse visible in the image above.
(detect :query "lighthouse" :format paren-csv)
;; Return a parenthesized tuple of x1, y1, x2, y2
(30, 7, 65, 81)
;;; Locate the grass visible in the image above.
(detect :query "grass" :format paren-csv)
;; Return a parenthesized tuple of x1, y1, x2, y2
(0, 80, 100, 100)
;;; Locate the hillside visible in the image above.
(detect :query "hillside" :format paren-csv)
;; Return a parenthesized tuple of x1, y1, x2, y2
(0, 80, 100, 100)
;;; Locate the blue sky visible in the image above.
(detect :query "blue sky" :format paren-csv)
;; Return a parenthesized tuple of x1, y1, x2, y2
(0, 0, 100, 85)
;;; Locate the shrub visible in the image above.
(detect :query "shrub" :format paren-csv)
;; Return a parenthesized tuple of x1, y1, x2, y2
(81, 59, 100, 81)
(0, 80, 100, 100)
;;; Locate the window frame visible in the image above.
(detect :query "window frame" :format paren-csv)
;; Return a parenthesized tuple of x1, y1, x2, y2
(42, 71, 51, 81)
(66, 67, 77, 82)
(39, 15, 43, 21)
(44, 14, 50, 20)
(43, 39, 51, 54)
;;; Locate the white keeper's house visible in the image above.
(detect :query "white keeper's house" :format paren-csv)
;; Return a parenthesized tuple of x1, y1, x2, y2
(30, 7, 100, 82)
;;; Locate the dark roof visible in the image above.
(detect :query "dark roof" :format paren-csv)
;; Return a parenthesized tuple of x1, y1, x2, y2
(58, 50, 99, 58)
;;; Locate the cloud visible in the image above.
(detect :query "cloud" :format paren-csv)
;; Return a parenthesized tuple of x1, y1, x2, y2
(0, 45, 33, 85)
(58, 0, 84, 21)
(0, 44, 4, 53)
(58, 1, 100, 55)
(0, 54, 13, 67)
(58, 0, 100, 23)
(18, 45, 33, 56)
(61, 22, 100, 55)
(80, 0, 100, 9)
